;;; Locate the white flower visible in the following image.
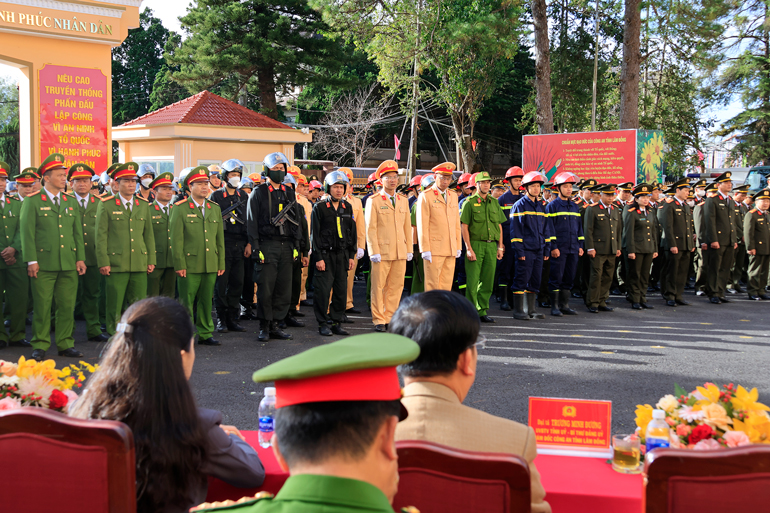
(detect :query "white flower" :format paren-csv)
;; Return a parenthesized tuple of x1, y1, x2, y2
(656, 394, 679, 413)
(0, 375, 19, 387)
(679, 405, 705, 423)
(17, 375, 54, 407)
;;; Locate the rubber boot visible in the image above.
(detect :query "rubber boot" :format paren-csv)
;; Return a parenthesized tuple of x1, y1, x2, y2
(512, 293, 529, 320)
(559, 289, 578, 315)
(216, 310, 229, 333)
(527, 292, 545, 319)
(549, 291, 562, 316)
(500, 287, 512, 311)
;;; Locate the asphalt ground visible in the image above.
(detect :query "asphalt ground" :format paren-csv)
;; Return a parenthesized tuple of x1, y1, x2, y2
(3, 281, 769, 435)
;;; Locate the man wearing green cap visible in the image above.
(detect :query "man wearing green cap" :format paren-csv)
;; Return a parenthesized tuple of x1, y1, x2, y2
(460, 171, 506, 322)
(69, 163, 107, 342)
(0, 160, 28, 349)
(702, 171, 738, 303)
(202, 333, 420, 512)
(96, 162, 156, 335)
(745, 189, 770, 300)
(658, 179, 694, 307)
(20, 153, 86, 361)
(170, 166, 225, 345)
(147, 172, 177, 298)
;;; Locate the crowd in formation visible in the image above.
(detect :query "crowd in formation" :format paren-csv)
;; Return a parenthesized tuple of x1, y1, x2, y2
(0, 152, 767, 362)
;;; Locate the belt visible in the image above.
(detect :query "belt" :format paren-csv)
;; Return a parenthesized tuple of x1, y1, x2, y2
(477, 240, 496, 243)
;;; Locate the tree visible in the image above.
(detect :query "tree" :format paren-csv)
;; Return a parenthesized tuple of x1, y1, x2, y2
(0, 76, 19, 174)
(312, 84, 396, 167)
(167, 0, 349, 120)
(112, 8, 174, 125)
(531, 0, 555, 134)
(619, 0, 641, 129)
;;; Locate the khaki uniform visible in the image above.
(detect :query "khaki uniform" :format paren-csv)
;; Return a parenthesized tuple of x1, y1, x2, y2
(622, 204, 657, 304)
(702, 192, 737, 299)
(416, 185, 461, 291)
(583, 202, 621, 308)
(744, 208, 770, 297)
(365, 192, 411, 326)
(731, 201, 748, 288)
(658, 198, 694, 301)
(345, 194, 365, 310)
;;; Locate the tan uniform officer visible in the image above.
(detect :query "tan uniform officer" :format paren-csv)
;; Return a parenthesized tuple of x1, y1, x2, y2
(294, 173, 313, 310)
(365, 160, 412, 332)
(340, 167, 366, 315)
(416, 162, 462, 291)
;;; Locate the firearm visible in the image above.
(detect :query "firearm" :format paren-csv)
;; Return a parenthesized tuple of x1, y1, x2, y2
(221, 198, 246, 225)
(271, 199, 300, 235)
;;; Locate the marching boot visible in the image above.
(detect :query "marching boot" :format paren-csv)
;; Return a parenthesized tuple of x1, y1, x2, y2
(500, 287, 512, 311)
(258, 321, 269, 342)
(226, 311, 247, 332)
(558, 289, 578, 315)
(216, 310, 229, 333)
(512, 293, 529, 320)
(549, 291, 562, 316)
(269, 321, 293, 340)
(527, 292, 545, 319)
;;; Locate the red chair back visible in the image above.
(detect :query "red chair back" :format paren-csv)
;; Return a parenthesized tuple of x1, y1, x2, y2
(0, 407, 136, 513)
(645, 445, 770, 513)
(394, 440, 530, 513)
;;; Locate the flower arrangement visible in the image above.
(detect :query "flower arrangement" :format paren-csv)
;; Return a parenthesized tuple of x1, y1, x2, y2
(0, 357, 98, 413)
(635, 382, 770, 451)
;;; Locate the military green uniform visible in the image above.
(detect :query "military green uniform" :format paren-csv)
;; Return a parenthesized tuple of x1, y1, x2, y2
(622, 200, 657, 305)
(96, 193, 156, 335)
(731, 199, 748, 289)
(583, 199, 621, 309)
(744, 204, 770, 298)
(147, 199, 176, 297)
(658, 193, 694, 302)
(0, 194, 28, 345)
(170, 193, 225, 341)
(692, 196, 708, 292)
(20, 189, 85, 352)
(460, 188, 506, 317)
(702, 188, 737, 300)
(73, 192, 102, 339)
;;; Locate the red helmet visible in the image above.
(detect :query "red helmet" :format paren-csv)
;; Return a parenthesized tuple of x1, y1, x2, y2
(409, 175, 422, 188)
(554, 172, 579, 185)
(309, 180, 323, 190)
(457, 173, 473, 186)
(367, 172, 377, 185)
(505, 166, 524, 180)
(521, 171, 546, 187)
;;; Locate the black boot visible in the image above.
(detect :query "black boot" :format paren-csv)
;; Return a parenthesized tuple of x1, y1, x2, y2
(216, 310, 229, 333)
(558, 289, 578, 315)
(512, 293, 529, 320)
(527, 292, 545, 319)
(284, 314, 305, 328)
(269, 321, 293, 340)
(549, 291, 562, 316)
(258, 321, 269, 342)
(331, 323, 350, 336)
(227, 311, 247, 332)
(500, 287, 512, 311)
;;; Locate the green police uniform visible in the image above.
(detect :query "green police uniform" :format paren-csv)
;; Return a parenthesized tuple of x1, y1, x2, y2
(0, 161, 27, 347)
(147, 172, 176, 298)
(170, 167, 225, 342)
(702, 172, 737, 301)
(658, 180, 694, 303)
(730, 185, 750, 290)
(460, 174, 506, 318)
(10, 167, 40, 325)
(583, 186, 621, 310)
(19, 154, 85, 356)
(744, 189, 770, 299)
(70, 164, 104, 340)
(96, 163, 156, 335)
(622, 184, 657, 306)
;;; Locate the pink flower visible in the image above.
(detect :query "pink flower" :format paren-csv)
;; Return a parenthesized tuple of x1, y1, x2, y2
(0, 397, 21, 411)
(665, 416, 677, 426)
(723, 430, 751, 448)
(63, 389, 78, 409)
(692, 438, 722, 451)
(676, 424, 692, 437)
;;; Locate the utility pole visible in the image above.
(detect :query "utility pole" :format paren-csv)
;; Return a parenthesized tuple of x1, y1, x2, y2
(591, 0, 600, 131)
(407, 0, 421, 178)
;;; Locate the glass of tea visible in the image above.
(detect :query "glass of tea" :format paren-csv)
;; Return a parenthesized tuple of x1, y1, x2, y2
(612, 434, 641, 474)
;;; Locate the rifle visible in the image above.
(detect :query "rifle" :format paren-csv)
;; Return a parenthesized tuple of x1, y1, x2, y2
(221, 198, 246, 225)
(271, 198, 300, 235)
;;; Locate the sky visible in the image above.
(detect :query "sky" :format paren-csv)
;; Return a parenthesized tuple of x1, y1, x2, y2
(0, 0, 744, 133)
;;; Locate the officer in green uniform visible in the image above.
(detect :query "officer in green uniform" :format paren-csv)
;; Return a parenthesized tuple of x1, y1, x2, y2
(459, 171, 506, 322)
(658, 179, 695, 307)
(0, 161, 29, 348)
(622, 183, 658, 310)
(730, 183, 750, 292)
(96, 163, 156, 335)
(20, 153, 86, 361)
(744, 189, 770, 300)
(583, 183, 621, 313)
(147, 172, 176, 298)
(702, 171, 737, 303)
(572, 178, 598, 300)
(199, 333, 421, 513)
(11, 168, 40, 327)
(170, 166, 225, 345)
(69, 163, 108, 342)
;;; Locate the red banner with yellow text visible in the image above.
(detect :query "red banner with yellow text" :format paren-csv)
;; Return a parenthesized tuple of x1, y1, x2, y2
(522, 130, 637, 184)
(529, 397, 612, 454)
(39, 64, 108, 172)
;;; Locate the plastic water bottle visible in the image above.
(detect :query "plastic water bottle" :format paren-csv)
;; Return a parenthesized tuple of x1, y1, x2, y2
(258, 387, 276, 448)
(645, 409, 671, 453)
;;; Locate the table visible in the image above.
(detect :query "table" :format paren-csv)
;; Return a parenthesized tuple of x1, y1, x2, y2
(205, 432, 644, 512)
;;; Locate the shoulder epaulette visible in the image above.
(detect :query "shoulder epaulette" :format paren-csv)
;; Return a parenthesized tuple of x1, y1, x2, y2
(134, 195, 149, 202)
(63, 192, 75, 198)
(175, 198, 188, 206)
(26, 190, 41, 198)
(100, 195, 115, 202)
(750, 208, 758, 214)
(8, 195, 19, 201)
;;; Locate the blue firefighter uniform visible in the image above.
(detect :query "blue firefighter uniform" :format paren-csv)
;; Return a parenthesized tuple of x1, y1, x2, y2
(546, 197, 584, 292)
(496, 190, 521, 303)
(510, 195, 551, 294)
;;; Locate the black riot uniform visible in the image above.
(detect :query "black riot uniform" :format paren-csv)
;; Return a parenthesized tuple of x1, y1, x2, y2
(210, 185, 249, 332)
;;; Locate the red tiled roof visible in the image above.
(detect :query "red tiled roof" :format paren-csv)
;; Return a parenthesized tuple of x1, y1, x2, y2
(119, 90, 293, 130)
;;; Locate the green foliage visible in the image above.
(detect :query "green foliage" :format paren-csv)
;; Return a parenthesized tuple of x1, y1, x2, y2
(0, 75, 19, 127)
(112, 8, 174, 125)
(0, 76, 19, 174)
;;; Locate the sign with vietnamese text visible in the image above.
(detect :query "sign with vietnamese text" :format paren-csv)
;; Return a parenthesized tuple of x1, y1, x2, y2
(528, 397, 612, 457)
(522, 130, 637, 184)
(39, 64, 108, 173)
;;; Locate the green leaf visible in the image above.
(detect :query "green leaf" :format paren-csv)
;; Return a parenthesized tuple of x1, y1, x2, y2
(674, 383, 688, 398)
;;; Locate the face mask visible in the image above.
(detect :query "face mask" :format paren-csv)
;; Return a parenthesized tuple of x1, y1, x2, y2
(141, 177, 153, 188)
(228, 176, 241, 188)
(695, 190, 705, 198)
(268, 169, 286, 184)
(687, 200, 695, 207)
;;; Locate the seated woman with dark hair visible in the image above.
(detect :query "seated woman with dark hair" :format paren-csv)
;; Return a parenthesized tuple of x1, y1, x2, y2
(70, 296, 264, 513)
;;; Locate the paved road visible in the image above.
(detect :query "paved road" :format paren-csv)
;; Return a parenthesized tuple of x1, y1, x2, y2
(3, 283, 768, 435)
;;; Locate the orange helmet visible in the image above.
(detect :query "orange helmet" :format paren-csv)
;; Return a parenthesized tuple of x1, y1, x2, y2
(505, 166, 525, 180)
(554, 172, 579, 185)
(338, 167, 354, 182)
(457, 173, 473, 186)
(521, 171, 546, 187)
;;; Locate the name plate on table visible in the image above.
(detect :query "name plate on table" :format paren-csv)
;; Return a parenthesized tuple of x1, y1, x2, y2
(528, 397, 612, 458)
